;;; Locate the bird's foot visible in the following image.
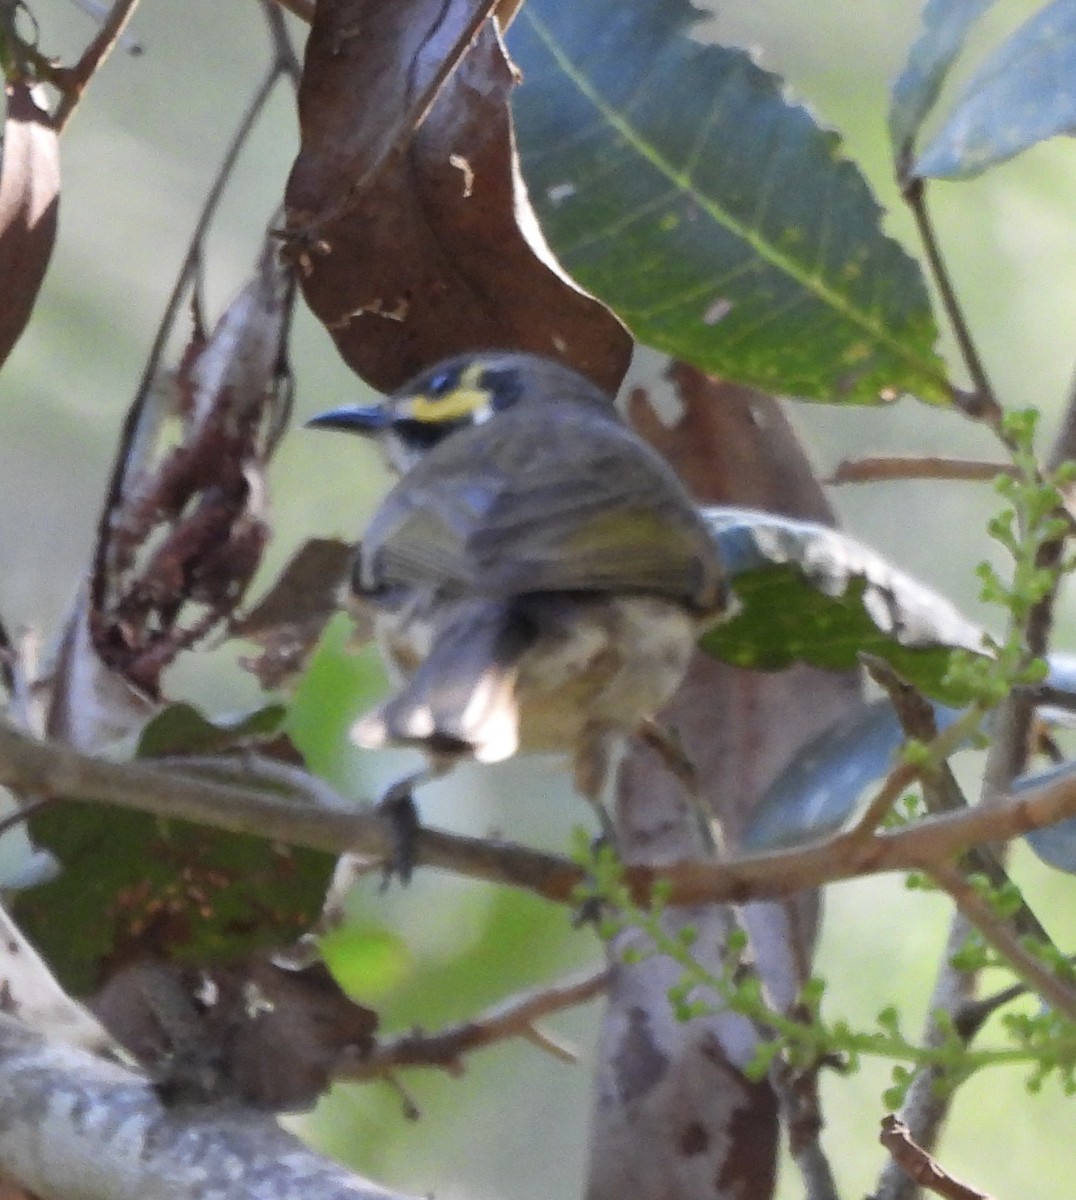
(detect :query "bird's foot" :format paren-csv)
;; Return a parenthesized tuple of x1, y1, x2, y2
(377, 778, 423, 888)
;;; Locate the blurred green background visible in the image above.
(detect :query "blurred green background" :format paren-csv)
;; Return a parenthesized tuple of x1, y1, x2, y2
(4, 1, 1076, 1196)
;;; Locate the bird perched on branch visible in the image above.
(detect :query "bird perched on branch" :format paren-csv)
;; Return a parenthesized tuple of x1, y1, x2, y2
(308, 351, 728, 859)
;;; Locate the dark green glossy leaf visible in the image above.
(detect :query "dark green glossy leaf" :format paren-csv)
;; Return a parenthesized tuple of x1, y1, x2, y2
(915, 0, 1076, 179)
(136, 701, 287, 758)
(510, 0, 949, 404)
(702, 508, 985, 702)
(889, 0, 998, 158)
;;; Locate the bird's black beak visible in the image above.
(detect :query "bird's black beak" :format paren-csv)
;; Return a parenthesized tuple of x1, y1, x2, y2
(305, 405, 391, 435)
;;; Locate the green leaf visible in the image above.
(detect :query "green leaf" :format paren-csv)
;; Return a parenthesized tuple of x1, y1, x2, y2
(889, 0, 999, 159)
(287, 615, 388, 786)
(915, 0, 1076, 180)
(702, 508, 985, 702)
(16, 802, 334, 995)
(510, 0, 949, 404)
(136, 701, 287, 758)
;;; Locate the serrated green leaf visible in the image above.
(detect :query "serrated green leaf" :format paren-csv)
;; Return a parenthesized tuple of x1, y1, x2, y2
(915, 0, 1076, 180)
(702, 508, 985, 702)
(889, 0, 999, 158)
(510, 0, 949, 404)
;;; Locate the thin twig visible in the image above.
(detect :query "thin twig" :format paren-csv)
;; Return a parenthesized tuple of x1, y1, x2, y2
(955, 976, 1042, 1038)
(259, 0, 302, 83)
(343, 967, 609, 1080)
(865, 658, 1032, 1200)
(843, 705, 984, 842)
(902, 179, 1003, 429)
(873, 911, 979, 1200)
(928, 861, 1076, 1022)
(880, 1116, 995, 1200)
(865, 658, 1052, 944)
(52, 0, 142, 133)
(0, 615, 14, 698)
(770, 1056, 841, 1200)
(827, 456, 1016, 486)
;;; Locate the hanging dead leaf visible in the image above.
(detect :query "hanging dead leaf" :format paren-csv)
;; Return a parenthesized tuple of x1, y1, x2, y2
(284, 0, 630, 393)
(231, 537, 359, 689)
(84, 236, 296, 699)
(0, 82, 59, 372)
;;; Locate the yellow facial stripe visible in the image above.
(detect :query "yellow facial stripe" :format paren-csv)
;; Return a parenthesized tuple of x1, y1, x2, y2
(407, 385, 491, 424)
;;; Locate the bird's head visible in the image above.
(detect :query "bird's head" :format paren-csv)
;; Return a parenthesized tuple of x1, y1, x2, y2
(306, 351, 613, 474)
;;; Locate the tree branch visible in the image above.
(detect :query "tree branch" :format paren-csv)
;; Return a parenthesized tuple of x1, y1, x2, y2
(880, 1115, 995, 1200)
(927, 861, 1076, 1022)
(827, 456, 1016, 486)
(9, 716, 1076, 910)
(53, 0, 142, 134)
(902, 178, 1002, 429)
(343, 967, 609, 1080)
(0, 1011, 418, 1200)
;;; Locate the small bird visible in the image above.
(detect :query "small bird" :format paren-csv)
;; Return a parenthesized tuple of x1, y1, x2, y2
(308, 351, 728, 849)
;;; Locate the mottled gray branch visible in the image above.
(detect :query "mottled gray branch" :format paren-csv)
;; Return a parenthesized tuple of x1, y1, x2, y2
(0, 1011, 418, 1200)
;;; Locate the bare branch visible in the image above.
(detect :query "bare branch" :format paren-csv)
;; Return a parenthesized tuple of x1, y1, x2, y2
(827, 456, 1016, 486)
(874, 912, 979, 1200)
(770, 1057, 840, 1200)
(928, 861, 1076, 1021)
(9, 716, 1076, 909)
(53, 0, 143, 134)
(901, 178, 1003, 430)
(880, 1115, 995, 1200)
(343, 967, 609, 1080)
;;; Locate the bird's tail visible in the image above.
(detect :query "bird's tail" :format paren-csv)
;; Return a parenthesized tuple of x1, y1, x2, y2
(352, 599, 538, 763)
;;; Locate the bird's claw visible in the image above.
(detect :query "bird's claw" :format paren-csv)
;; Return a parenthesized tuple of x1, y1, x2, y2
(377, 780, 422, 888)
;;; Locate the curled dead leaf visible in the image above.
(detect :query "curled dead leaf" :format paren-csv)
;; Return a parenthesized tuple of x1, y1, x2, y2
(284, 0, 630, 393)
(87, 237, 296, 697)
(231, 537, 359, 690)
(0, 82, 59, 371)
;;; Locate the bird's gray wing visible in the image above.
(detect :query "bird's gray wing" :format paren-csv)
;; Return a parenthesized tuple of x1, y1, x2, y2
(361, 404, 726, 611)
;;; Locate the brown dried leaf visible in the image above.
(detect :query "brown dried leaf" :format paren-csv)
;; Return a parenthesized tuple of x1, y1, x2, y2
(284, 0, 630, 393)
(87, 238, 295, 698)
(92, 958, 377, 1112)
(0, 83, 59, 371)
(232, 537, 358, 689)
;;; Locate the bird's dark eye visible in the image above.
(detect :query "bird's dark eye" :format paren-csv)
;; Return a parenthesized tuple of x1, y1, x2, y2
(426, 370, 454, 397)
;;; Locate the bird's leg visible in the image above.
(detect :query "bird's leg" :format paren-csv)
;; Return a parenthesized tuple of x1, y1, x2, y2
(569, 731, 626, 928)
(637, 717, 697, 792)
(636, 718, 716, 854)
(572, 732, 620, 847)
(377, 769, 434, 887)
